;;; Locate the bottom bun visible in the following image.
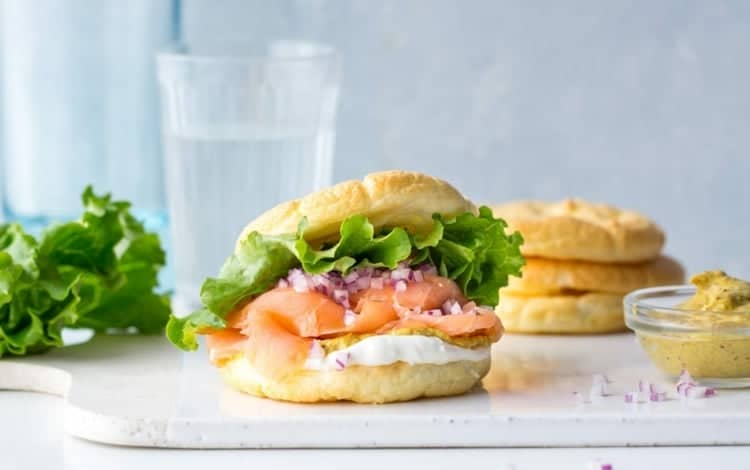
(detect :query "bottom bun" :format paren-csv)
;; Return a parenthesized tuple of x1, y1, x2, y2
(496, 292, 626, 334)
(219, 354, 491, 404)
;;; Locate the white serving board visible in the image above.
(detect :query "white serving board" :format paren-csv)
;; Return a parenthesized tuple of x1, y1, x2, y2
(1, 332, 749, 448)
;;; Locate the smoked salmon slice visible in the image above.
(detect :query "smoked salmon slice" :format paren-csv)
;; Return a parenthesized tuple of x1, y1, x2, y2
(208, 274, 502, 378)
(227, 288, 347, 336)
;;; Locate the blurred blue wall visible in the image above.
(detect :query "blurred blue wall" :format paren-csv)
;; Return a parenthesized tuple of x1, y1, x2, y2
(184, 0, 750, 277)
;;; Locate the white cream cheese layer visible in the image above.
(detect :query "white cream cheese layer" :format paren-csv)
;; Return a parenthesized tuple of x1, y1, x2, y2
(304, 335, 490, 371)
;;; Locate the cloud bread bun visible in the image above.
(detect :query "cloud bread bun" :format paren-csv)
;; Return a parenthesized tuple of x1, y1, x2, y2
(220, 354, 490, 404)
(491, 199, 664, 263)
(238, 170, 476, 249)
(496, 292, 626, 334)
(504, 255, 684, 296)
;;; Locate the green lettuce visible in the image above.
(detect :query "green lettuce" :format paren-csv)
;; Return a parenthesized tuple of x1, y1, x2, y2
(0, 187, 171, 357)
(167, 206, 524, 351)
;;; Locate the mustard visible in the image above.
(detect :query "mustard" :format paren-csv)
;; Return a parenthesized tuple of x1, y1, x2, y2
(638, 270, 750, 378)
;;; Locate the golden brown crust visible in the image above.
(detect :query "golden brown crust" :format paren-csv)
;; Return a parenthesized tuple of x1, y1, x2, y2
(219, 355, 490, 403)
(491, 199, 665, 262)
(237, 171, 475, 248)
(504, 255, 685, 295)
(496, 292, 627, 334)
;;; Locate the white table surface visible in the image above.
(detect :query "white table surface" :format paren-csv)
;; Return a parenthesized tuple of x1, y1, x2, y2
(3, 390, 750, 470)
(8, 333, 750, 450)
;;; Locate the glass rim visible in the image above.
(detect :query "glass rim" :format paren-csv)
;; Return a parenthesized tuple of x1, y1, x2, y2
(156, 39, 340, 65)
(623, 285, 750, 335)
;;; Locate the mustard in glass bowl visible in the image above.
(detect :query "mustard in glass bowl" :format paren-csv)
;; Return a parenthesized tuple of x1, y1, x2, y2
(624, 270, 750, 388)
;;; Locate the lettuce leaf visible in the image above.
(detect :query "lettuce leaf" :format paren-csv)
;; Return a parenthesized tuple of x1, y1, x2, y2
(417, 206, 525, 306)
(0, 187, 171, 357)
(167, 206, 523, 351)
(281, 215, 414, 274)
(202, 232, 298, 321)
(0, 224, 72, 356)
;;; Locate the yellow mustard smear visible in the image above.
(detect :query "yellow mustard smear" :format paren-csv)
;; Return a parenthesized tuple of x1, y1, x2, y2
(679, 270, 750, 313)
(638, 270, 750, 378)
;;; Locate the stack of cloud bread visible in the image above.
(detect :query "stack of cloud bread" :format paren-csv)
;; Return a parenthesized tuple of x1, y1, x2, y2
(491, 199, 685, 334)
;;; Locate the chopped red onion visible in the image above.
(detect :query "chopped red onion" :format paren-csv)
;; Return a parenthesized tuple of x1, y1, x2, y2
(677, 369, 696, 386)
(277, 263, 475, 326)
(334, 352, 350, 371)
(354, 277, 371, 291)
(641, 382, 667, 402)
(277, 279, 289, 289)
(312, 275, 332, 295)
(638, 380, 661, 397)
(288, 268, 311, 293)
(391, 266, 411, 281)
(292, 280, 309, 293)
(287, 268, 304, 280)
(441, 299, 463, 316)
(683, 385, 715, 399)
(316, 273, 333, 286)
(333, 289, 350, 308)
(586, 462, 613, 470)
(343, 270, 360, 284)
(676, 382, 691, 395)
(676, 368, 715, 399)
(627, 379, 670, 403)
(280, 265, 436, 305)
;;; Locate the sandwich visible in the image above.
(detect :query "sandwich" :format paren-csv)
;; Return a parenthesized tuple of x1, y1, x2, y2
(167, 171, 524, 403)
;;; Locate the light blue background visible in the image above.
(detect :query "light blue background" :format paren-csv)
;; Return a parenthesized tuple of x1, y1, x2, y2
(1, 2, 747, 279)
(183, 0, 750, 278)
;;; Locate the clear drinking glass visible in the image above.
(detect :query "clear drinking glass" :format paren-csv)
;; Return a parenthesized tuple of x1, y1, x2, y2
(1, 0, 176, 230)
(157, 41, 340, 314)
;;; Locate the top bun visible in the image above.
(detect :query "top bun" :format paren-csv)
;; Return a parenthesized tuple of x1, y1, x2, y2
(237, 171, 475, 248)
(491, 199, 665, 263)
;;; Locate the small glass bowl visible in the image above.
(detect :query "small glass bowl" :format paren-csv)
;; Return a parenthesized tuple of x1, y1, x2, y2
(624, 285, 750, 388)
